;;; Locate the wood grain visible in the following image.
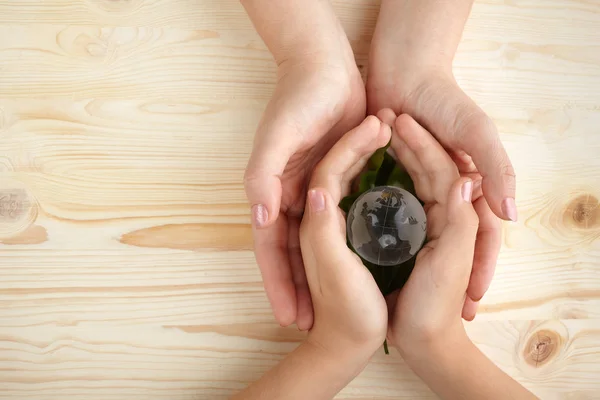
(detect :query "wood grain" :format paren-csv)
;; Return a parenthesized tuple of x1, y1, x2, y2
(1, 0, 600, 398)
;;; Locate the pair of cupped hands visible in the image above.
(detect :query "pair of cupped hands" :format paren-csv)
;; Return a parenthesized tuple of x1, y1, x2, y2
(244, 26, 517, 359)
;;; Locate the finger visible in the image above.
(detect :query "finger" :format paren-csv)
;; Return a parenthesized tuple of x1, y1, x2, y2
(454, 107, 517, 222)
(430, 178, 479, 287)
(253, 215, 297, 327)
(310, 116, 391, 203)
(384, 289, 401, 346)
(388, 115, 430, 200)
(472, 178, 484, 201)
(244, 123, 296, 228)
(300, 188, 358, 286)
(288, 216, 314, 331)
(450, 150, 477, 174)
(376, 108, 397, 127)
(244, 111, 312, 328)
(394, 114, 459, 204)
(389, 126, 429, 198)
(466, 196, 501, 302)
(385, 289, 401, 315)
(376, 109, 410, 170)
(425, 203, 447, 241)
(406, 82, 517, 222)
(462, 297, 479, 321)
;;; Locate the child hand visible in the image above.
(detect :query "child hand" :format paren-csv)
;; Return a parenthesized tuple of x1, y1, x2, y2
(378, 110, 501, 321)
(379, 111, 481, 358)
(299, 116, 391, 360)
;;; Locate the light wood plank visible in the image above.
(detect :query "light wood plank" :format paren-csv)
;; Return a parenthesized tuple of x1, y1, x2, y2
(1, 321, 599, 398)
(1, 0, 600, 398)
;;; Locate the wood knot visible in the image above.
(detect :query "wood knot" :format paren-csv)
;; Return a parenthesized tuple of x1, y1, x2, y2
(0, 181, 38, 240)
(564, 194, 599, 229)
(523, 329, 561, 367)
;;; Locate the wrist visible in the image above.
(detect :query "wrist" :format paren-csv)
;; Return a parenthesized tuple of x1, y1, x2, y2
(304, 334, 376, 374)
(285, 338, 371, 394)
(399, 327, 473, 371)
(242, 0, 354, 69)
(371, 0, 474, 73)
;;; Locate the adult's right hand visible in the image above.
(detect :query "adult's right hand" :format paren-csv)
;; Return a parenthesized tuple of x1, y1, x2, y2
(244, 41, 366, 330)
(367, 0, 515, 313)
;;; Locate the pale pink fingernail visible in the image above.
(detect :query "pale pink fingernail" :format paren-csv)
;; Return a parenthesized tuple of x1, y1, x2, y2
(502, 197, 518, 222)
(461, 181, 473, 202)
(251, 204, 268, 228)
(309, 190, 325, 213)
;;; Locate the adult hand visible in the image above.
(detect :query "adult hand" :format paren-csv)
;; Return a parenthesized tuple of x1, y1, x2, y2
(300, 116, 391, 357)
(244, 34, 366, 329)
(368, 70, 515, 222)
(368, 0, 516, 222)
(367, 0, 514, 309)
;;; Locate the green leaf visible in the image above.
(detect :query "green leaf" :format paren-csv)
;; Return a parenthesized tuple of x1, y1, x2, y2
(387, 165, 414, 191)
(374, 151, 397, 187)
(339, 193, 360, 214)
(368, 146, 387, 171)
(359, 171, 377, 193)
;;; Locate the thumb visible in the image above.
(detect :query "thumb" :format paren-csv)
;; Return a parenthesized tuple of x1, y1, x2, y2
(430, 178, 480, 289)
(414, 80, 517, 222)
(244, 122, 296, 228)
(300, 188, 351, 286)
(456, 110, 517, 222)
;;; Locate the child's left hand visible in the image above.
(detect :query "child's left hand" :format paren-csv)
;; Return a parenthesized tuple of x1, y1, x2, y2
(300, 116, 392, 361)
(232, 117, 391, 400)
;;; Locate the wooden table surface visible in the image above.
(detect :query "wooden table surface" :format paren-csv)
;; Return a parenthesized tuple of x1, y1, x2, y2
(1, 0, 600, 398)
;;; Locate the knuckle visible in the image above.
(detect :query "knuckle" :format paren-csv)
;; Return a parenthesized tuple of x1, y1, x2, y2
(464, 208, 480, 230)
(500, 163, 517, 180)
(243, 170, 259, 195)
(428, 165, 456, 188)
(455, 109, 497, 144)
(499, 163, 516, 178)
(499, 164, 517, 193)
(452, 204, 479, 230)
(301, 217, 326, 245)
(310, 165, 330, 189)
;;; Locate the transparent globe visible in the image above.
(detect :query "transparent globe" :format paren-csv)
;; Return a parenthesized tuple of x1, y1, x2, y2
(346, 186, 427, 266)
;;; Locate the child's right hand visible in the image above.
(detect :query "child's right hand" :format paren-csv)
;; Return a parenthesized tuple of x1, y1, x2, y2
(373, 112, 536, 400)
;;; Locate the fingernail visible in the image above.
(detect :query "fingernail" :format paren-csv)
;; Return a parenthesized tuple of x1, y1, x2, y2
(251, 204, 268, 228)
(502, 197, 518, 222)
(461, 180, 473, 202)
(309, 189, 325, 213)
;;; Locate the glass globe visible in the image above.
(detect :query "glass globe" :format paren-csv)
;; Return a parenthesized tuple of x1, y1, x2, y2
(346, 186, 427, 266)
